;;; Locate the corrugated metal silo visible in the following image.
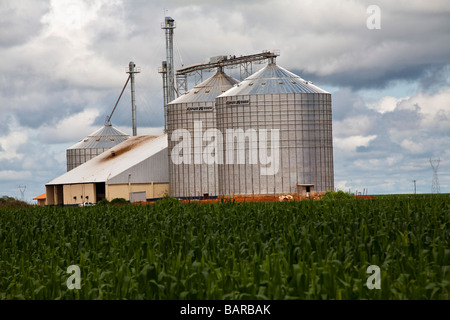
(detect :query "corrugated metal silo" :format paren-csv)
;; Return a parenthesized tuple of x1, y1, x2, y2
(216, 61, 334, 196)
(167, 68, 239, 198)
(66, 124, 130, 171)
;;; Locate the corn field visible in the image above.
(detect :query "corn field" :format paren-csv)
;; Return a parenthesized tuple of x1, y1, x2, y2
(0, 195, 449, 300)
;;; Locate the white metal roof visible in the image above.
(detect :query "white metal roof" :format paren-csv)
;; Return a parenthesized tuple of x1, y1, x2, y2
(67, 125, 130, 150)
(169, 68, 239, 104)
(47, 134, 168, 185)
(219, 63, 329, 96)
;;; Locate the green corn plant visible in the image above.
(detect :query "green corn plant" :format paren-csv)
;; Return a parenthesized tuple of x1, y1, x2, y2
(0, 194, 448, 299)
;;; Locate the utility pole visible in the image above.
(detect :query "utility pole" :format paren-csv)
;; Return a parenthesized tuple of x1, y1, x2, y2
(412, 180, 416, 195)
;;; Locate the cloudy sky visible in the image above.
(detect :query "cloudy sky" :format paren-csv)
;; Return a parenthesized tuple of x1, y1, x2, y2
(1, 0, 449, 202)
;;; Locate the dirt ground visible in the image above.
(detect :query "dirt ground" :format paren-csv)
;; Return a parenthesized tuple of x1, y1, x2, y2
(135, 193, 375, 205)
(174, 193, 324, 204)
(355, 195, 376, 199)
(201, 194, 324, 203)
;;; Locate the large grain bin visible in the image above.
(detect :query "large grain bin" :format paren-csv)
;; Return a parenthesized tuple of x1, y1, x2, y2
(167, 68, 239, 198)
(66, 124, 129, 171)
(216, 61, 334, 196)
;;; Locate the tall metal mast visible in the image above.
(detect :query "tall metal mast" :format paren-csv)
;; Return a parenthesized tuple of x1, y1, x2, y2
(160, 16, 176, 133)
(159, 61, 168, 133)
(162, 16, 176, 103)
(127, 61, 141, 136)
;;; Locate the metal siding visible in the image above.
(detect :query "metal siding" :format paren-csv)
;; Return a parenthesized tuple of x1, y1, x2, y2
(216, 64, 334, 196)
(167, 70, 238, 198)
(168, 100, 219, 197)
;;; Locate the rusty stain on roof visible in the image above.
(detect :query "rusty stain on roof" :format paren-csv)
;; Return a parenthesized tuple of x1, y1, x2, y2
(100, 135, 159, 162)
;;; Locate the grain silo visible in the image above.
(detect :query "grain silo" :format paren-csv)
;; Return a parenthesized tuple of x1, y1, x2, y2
(167, 68, 239, 198)
(66, 124, 130, 171)
(216, 59, 334, 196)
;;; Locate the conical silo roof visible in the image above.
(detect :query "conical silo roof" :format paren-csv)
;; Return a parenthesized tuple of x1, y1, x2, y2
(67, 124, 130, 150)
(169, 68, 239, 104)
(219, 62, 329, 96)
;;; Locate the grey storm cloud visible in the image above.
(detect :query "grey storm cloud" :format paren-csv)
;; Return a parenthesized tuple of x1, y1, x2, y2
(1, 79, 97, 130)
(0, 1, 50, 47)
(300, 63, 449, 91)
(419, 65, 450, 93)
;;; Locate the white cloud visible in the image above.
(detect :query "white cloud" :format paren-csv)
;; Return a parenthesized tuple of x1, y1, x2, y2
(41, 0, 115, 37)
(332, 84, 450, 194)
(0, 131, 28, 161)
(38, 109, 100, 144)
(334, 135, 377, 153)
(0, 170, 32, 181)
(353, 155, 404, 171)
(333, 115, 376, 137)
(398, 88, 450, 130)
(367, 96, 409, 114)
(400, 139, 425, 154)
(0, 0, 128, 90)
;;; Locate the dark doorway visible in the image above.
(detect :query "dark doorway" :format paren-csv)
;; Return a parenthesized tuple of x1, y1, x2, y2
(296, 184, 315, 196)
(96, 183, 106, 202)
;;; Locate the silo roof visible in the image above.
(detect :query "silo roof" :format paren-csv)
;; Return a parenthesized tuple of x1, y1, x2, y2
(169, 68, 239, 104)
(67, 124, 130, 150)
(219, 63, 329, 96)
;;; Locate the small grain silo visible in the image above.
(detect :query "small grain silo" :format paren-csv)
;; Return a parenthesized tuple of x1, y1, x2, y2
(167, 68, 239, 198)
(66, 124, 130, 171)
(216, 60, 334, 196)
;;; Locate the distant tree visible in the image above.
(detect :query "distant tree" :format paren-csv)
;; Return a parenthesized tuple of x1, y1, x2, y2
(0, 196, 31, 208)
(96, 199, 110, 206)
(110, 198, 128, 206)
(321, 190, 355, 200)
(0, 196, 16, 202)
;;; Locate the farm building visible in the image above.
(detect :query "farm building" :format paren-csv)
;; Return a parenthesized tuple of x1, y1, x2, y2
(43, 16, 334, 205)
(33, 193, 46, 206)
(46, 134, 169, 206)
